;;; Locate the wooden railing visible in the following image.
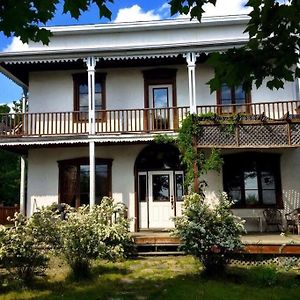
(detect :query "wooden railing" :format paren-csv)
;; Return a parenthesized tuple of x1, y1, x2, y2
(0, 107, 190, 137)
(196, 100, 300, 120)
(1, 101, 299, 138)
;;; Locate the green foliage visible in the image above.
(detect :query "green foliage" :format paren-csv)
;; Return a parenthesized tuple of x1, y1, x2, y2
(154, 134, 177, 144)
(0, 213, 49, 284)
(0, 0, 113, 44)
(0, 150, 20, 206)
(31, 198, 134, 279)
(170, 1, 300, 92)
(174, 192, 245, 275)
(247, 265, 279, 287)
(177, 114, 223, 191)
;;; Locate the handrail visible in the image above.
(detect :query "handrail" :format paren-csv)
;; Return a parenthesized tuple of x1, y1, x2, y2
(1, 100, 299, 137)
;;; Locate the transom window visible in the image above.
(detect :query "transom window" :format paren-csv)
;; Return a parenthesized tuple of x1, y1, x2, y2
(223, 153, 282, 208)
(73, 73, 106, 120)
(58, 158, 112, 207)
(217, 84, 250, 114)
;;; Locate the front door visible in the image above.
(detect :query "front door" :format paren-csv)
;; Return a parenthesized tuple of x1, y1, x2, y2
(138, 170, 184, 229)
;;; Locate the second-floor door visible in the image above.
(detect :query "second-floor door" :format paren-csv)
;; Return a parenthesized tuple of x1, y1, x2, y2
(148, 84, 174, 130)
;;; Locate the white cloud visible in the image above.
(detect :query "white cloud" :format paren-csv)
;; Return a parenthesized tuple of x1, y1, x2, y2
(203, 0, 251, 17)
(4, 37, 29, 52)
(114, 4, 161, 23)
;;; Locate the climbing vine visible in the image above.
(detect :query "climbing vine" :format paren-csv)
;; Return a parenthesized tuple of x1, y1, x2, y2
(155, 112, 241, 192)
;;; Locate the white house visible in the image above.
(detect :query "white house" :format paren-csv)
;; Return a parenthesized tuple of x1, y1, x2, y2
(0, 15, 299, 232)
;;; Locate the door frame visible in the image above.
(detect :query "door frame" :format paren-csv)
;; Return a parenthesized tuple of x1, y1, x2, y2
(143, 68, 177, 131)
(136, 169, 184, 230)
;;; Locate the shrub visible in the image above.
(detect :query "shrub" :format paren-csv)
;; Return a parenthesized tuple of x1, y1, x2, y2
(0, 213, 49, 284)
(174, 193, 245, 276)
(57, 197, 134, 279)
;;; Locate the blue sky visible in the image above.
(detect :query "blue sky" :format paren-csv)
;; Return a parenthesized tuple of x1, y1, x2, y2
(0, 0, 248, 106)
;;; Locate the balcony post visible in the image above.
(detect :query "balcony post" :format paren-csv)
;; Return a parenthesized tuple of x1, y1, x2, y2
(86, 57, 97, 135)
(185, 52, 198, 114)
(20, 88, 28, 215)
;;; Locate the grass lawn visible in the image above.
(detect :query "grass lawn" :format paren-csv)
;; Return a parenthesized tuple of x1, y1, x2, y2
(1, 255, 300, 300)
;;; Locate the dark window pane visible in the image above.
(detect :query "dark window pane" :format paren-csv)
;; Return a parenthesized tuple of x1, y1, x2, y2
(262, 190, 277, 205)
(80, 165, 90, 206)
(95, 164, 109, 204)
(245, 190, 259, 205)
(220, 84, 232, 103)
(235, 85, 246, 104)
(261, 171, 276, 189)
(153, 174, 170, 201)
(175, 174, 184, 201)
(60, 165, 78, 207)
(138, 175, 147, 202)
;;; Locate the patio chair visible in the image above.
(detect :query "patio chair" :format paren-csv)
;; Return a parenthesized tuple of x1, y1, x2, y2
(263, 208, 283, 232)
(285, 208, 300, 234)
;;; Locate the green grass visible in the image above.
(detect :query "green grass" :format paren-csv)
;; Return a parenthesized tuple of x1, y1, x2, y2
(1, 256, 300, 300)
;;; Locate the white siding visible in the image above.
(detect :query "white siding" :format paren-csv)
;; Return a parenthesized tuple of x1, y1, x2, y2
(28, 64, 297, 113)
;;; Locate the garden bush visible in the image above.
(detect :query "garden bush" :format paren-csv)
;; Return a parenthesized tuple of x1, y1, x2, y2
(174, 192, 245, 276)
(0, 213, 49, 284)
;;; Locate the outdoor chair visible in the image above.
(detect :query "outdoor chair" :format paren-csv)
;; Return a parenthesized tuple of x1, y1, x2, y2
(263, 208, 283, 232)
(285, 208, 300, 234)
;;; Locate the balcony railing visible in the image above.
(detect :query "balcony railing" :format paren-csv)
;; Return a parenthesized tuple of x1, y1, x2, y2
(0, 101, 300, 138)
(0, 107, 190, 137)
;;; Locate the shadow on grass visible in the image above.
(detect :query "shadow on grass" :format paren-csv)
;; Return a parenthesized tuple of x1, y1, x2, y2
(2, 262, 300, 300)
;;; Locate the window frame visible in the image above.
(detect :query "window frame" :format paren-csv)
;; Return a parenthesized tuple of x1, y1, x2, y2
(223, 153, 283, 209)
(73, 73, 107, 122)
(58, 157, 112, 207)
(216, 84, 252, 114)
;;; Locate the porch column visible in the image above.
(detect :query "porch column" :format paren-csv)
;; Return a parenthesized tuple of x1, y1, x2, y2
(86, 57, 97, 135)
(185, 52, 198, 114)
(20, 89, 27, 215)
(89, 141, 96, 208)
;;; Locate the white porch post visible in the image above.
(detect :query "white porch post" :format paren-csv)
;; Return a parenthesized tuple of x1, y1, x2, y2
(86, 57, 97, 208)
(20, 89, 27, 215)
(185, 52, 198, 114)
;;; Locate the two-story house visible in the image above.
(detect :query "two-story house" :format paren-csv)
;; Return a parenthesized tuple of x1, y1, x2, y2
(0, 15, 299, 232)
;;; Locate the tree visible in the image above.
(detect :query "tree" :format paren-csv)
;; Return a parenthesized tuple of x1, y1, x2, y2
(0, 1, 299, 91)
(0, 104, 20, 206)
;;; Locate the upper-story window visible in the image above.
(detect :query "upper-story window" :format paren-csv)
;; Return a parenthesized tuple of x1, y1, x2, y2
(217, 84, 251, 114)
(73, 73, 106, 119)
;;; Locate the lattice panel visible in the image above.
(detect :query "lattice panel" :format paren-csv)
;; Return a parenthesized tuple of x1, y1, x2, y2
(239, 124, 288, 146)
(290, 123, 300, 145)
(197, 126, 236, 146)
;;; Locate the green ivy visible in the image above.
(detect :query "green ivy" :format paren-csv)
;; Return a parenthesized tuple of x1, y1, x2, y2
(155, 112, 242, 192)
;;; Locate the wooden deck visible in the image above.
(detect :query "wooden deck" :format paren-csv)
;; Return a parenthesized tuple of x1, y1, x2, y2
(132, 231, 300, 255)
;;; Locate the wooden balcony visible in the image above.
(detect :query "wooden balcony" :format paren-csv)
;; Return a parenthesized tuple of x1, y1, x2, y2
(0, 107, 189, 137)
(1, 101, 300, 148)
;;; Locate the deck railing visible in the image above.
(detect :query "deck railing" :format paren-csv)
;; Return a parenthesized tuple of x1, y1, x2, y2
(196, 100, 300, 120)
(0, 101, 299, 138)
(0, 106, 190, 137)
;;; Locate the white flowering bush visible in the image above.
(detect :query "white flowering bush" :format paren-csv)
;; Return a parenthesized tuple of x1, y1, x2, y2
(0, 213, 49, 284)
(174, 192, 245, 275)
(57, 197, 134, 278)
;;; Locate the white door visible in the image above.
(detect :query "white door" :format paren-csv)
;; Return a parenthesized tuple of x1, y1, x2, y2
(138, 170, 184, 229)
(148, 171, 174, 228)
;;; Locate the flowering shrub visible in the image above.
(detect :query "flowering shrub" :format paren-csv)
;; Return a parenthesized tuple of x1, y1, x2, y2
(174, 192, 245, 275)
(0, 213, 49, 284)
(58, 198, 134, 278)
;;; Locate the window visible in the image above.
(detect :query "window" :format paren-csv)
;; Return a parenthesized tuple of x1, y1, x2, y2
(58, 158, 112, 207)
(217, 84, 250, 114)
(73, 73, 106, 120)
(223, 153, 282, 208)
